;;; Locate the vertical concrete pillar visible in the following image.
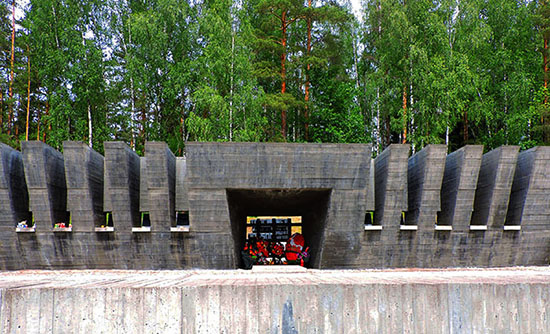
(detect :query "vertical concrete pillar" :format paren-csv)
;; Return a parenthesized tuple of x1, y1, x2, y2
(366, 159, 375, 212)
(175, 157, 189, 212)
(139, 157, 149, 214)
(21, 141, 69, 230)
(505, 146, 550, 230)
(63, 141, 104, 231)
(373, 144, 410, 229)
(0, 143, 30, 228)
(145, 142, 176, 231)
(471, 146, 519, 229)
(505, 146, 550, 265)
(406, 144, 446, 230)
(104, 142, 140, 230)
(439, 145, 483, 231)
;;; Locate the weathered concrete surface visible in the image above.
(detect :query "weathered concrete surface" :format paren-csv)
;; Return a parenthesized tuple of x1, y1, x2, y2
(1, 268, 549, 333)
(0, 144, 30, 271)
(104, 141, 141, 230)
(21, 141, 69, 230)
(0, 143, 30, 228)
(1, 141, 550, 270)
(185, 142, 372, 269)
(366, 158, 375, 211)
(472, 146, 519, 229)
(139, 156, 148, 213)
(406, 144, 447, 229)
(439, 145, 483, 230)
(506, 146, 550, 230)
(373, 144, 410, 229)
(63, 141, 104, 231)
(145, 142, 176, 231)
(175, 157, 189, 212)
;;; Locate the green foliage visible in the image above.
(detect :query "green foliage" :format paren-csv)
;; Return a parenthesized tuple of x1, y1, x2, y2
(0, 0, 546, 156)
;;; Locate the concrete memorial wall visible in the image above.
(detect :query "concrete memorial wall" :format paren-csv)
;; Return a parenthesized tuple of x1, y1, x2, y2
(0, 140, 548, 269)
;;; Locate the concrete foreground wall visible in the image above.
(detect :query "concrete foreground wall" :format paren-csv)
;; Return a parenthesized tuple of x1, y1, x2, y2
(0, 141, 550, 269)
(1, 269, 549, 334)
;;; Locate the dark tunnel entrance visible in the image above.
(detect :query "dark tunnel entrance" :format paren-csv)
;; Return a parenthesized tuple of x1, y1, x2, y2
(226, 189, 332, 269)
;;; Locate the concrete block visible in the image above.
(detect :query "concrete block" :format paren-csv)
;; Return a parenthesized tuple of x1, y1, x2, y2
(21, 141, 69, 229)
(104, 141, 140, 230)
(145, 142, 176, 231)
(472, 146, 519, 229)
(374, 144, 410, 230)
(406, 144, 446, 229)
(175, 157, 189, 211)
(63, 141, 104, 231)
(366, 158, 375, 211)
(505, 146, 550, 231)
(139, 157, 148, 212)
(439, 145, 483, 231)
(0, 143, 30, 229)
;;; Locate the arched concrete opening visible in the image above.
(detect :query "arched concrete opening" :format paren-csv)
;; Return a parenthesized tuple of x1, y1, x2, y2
(226, 189, 332, 268)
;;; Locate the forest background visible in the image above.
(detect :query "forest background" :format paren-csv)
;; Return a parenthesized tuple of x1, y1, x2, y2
(1, 0, 550, 156)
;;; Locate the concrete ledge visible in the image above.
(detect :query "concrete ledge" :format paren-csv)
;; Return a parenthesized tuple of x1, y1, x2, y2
(364, 225, 383, 231)
(94, 227, 114, 232)
(504, 225, 521, 231)
(15, 227, 35, 233)
(251, 265, 307, 273)
(400, 225, 418, 231)
(170, 226, 190, 232)
(53, 227, 72, 233)
(132, 226, 151, 233)
(434, 225, 452, 231)
(470, 225, 488, 231)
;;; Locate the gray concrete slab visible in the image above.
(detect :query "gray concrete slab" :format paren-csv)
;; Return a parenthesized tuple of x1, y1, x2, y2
(63, 141, 104, 231)
(373, 144, 410, 229)
(104, 141, 140, 230)
(21, 141, 69, 230)
(505, 146, 550, 231)
(0, 143, 30, 228)
(439, 145, 483, 231)
(145, 141, 176, 231)
(406, 144, 447, 229)
(472, 146, 519, 229)
(0, 268, 549, 333)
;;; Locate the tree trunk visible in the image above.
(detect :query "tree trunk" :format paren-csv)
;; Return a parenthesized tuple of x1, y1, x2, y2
(25, 45, 31, 141)
(141, 93, 147, 147)
(88, 102, 93, 147)
(463, 108, 468, 144)
(8, 0, 16, 136)
(43, 101, 50, 142)
(402, 86, 407, 143)
(545, 37, 548, 105)
(304, 0, 312, 141)
(281, 11, 288, 140)
(230, 29, 234, 142)
(0, 89, 3, 129)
